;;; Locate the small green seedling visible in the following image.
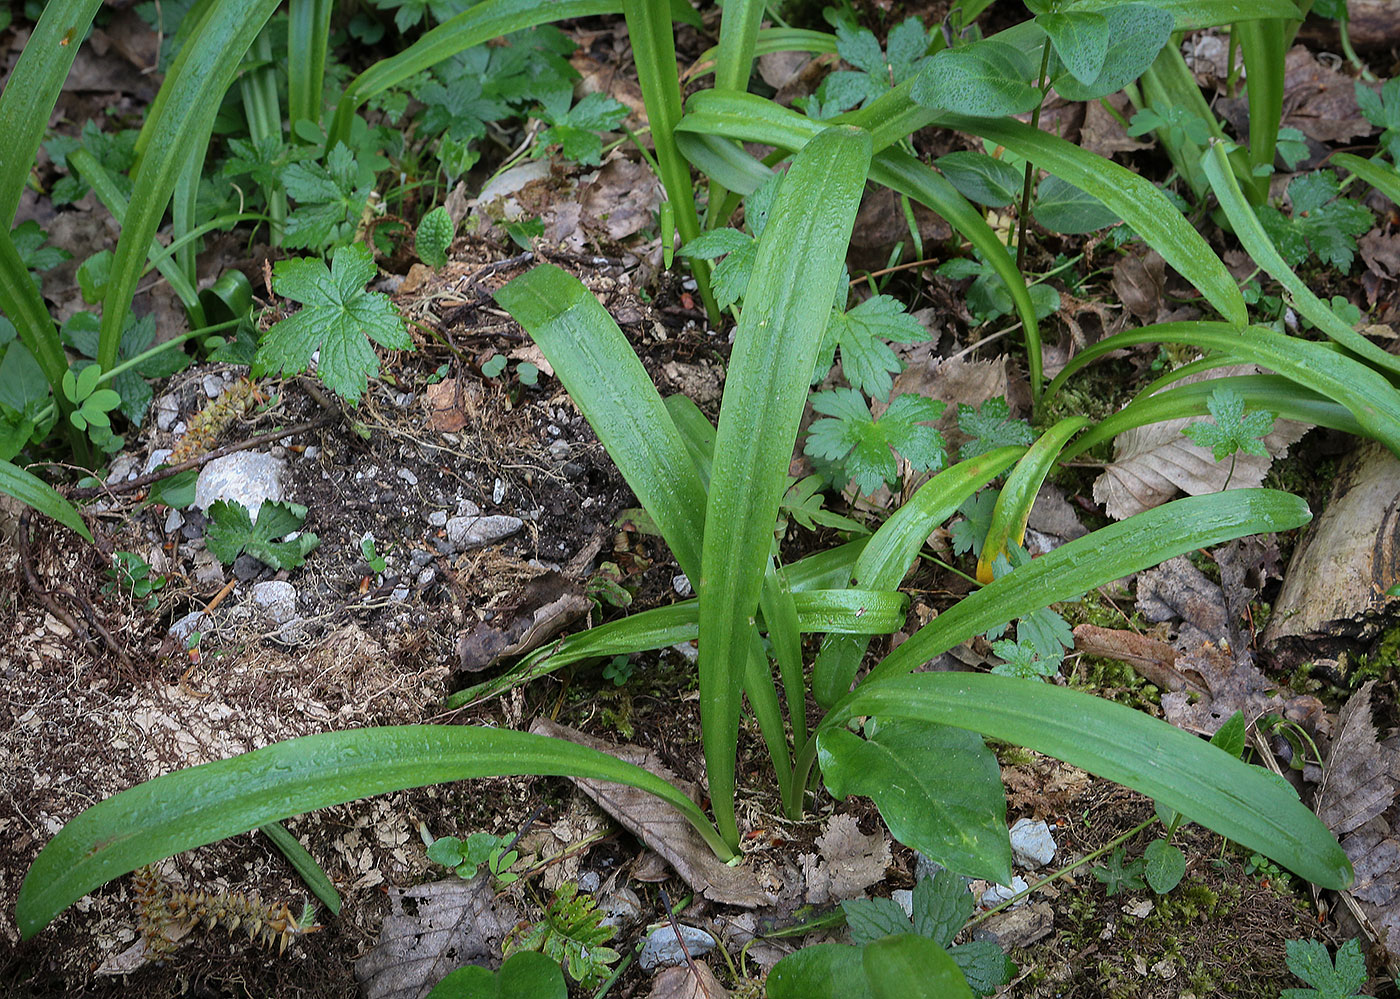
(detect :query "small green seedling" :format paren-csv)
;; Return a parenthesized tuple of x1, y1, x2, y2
(1256, 172, 1373, 273)
(415, 205, 455, 269)
(1093, 845, 1147, 896)
(989, 638, 1061, 680)
(360, 535, 388, 574)
(804, 389, 947, 496)
(601, 654, 635, 687)
(103, 551, 167, 611)
(61, 364, 121, 438)
(504, 882, 619, 988)
(1184, 386, 1276, 490)
(425, 950, 565, 999)
(426, 831, 520, 887)
(585, 562, 632, 612)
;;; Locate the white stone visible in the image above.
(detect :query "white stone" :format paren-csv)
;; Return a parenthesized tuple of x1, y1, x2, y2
(980, 876, 1029, 908)
(144, 448, 173, 475)
(397, 468, 418, 486)
(194, 451, 286, 519)
(1009, 817, 1057, 869)
(164, 509, 184, 533)
(446, 514, 521, 551)
(892, 889, 914, 919)
(168, 610, 207, 643)
(456, 499, 481, 517)
(155, 393, 180, 431)
(492, 478, 506, 504)
(428, 510, 448, 527)
(250, 580, 298, 625)
(638, 924, 715, 971)
(203, 373, 227, 398)
(672, 573, 692, 597)
(106, 454, 138, 484)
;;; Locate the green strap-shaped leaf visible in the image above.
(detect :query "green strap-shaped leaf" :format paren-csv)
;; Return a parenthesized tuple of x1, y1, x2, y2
(941, 115, 1246, 327)
(497, 264, 708, 581)
(98, 0, 281, 371)
(258, 820, 341, 915)
(701, 125, 872, 848)
(1203, 141, 1400, 377)
(1062, 375, 1363, 461)
(16, 725, 730, 939)
(664, 394, 716, 488)
(0, 0, 105, 228)
(975, 417, 1087, 583)
(287, 0, 333, 133)
(1043, 321, 1400, 456)
(822, 673, 1351, 889)
(0, 460, 92, 541)
(328, 0, 621, 149)
(762, 560, 808, 754)
(692, 28, 838, 77)
(812, 447, 1023, 709)
(1333, 153, 1400, 208)
(867, 488, 1310, 684)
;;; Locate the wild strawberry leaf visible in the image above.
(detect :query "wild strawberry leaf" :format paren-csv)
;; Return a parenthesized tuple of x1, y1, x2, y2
(204, 499, 320, 569)
(676, 227, 756, 311)
(805, 389, 947, 496)
(957, 397, 1033, 460)
(413, 65, 511, 141)
(258, 243, 412, 403)
(1256, 171, 1373, 272)
(989, 638, 1060, 680)
(1183, 387, 1275, 461)
(11, 222, 70, 286)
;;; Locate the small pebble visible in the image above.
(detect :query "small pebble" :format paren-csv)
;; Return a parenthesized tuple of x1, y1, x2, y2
(446, 514, 522, 551)
(202, 374, 226, 398)
(547, 440, 570, 461)
(250, 580, 298, 625)
(194, 451, 286, 519)
(1009, 818, 1057, 869)
(672, 574, 692, 597)
(390, 586, 410, 603)
(167, 611, 207, 643)
(980, 876, 1029, 908)
(105, 455, 138, 484)
(892, 889, 914, 919)
(492, 478, 506, 504)
(410, 549, 434, 567)
(397, 468, 419, 486)
(164, 509, 184, 533)
(233, 554, 266, 582)
(416, 567, 436, 587)
(302, 445, 320, 460)
(456, 499, 481, 517)
(577, 872, 600, 893)
(144, 449, 173, 475)
(639, 925, 714, 971)
(155, 394, 179, 432)
(561, 462, 584, 479)
(428, 510, 448, 528)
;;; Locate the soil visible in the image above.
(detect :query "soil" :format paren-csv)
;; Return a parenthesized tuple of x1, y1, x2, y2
(5, 5, 1400, 999)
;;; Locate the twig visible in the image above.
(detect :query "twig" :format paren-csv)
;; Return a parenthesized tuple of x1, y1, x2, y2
(69, 413, 339, 499)
(17, 510, 130, 666)
(658, 887, 712, 998)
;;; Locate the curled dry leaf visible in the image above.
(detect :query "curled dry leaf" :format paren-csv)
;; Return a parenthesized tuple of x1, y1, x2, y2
(647, 962, 731, 999)
(529, 719, 775, 907)
(1159, 642, 1326, 740)
(1136, 555, 1233, 651)
(1094, 367, 1308, 520)
(799, 813, 892, 905)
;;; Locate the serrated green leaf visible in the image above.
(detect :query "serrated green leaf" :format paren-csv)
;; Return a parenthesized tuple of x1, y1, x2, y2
(864, 935, 973, 999)
(416, 205, 456, 269)
(912, 869, 974, 947)
(949, 489, 998, 557)
(807, 389, 947, 495)
(1143, 838, 1186, 893)
(828, 295, 933, 400)
(281, 143, 371, 250)
(258, 243, 412, 403)
(767, 944, 874, 999)
(1281, 937, 1368, 999)
(427, 950, 567, 999)
(842, 896, 912, 945)
(949, 939, 1016, 997)
(536, 91, 627, 166)
(957, 397, 1033, 460)
(204, 499, 319, 569)
(819, 719, 1011, 884)
(1183, 386, 1275, 461)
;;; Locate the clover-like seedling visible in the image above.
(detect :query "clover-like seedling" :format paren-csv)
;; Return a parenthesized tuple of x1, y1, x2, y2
(61, 364, 122, 434)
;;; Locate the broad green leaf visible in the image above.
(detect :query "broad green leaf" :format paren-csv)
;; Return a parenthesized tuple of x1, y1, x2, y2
(1211, 710, 1248, 759)
(1072, 0, 1301, 30)
(864, 935, 973, 999)
(427, 951, 567, 999)
(1038, 10, 1109, 85)
(768, 944, 873, 999)
(700, 125, 871, 848)
(1143, 838, 1186, 893)
(819, 720, 1011, 884)
(258, 244, 412, 403)
(0, 460, 92, 541)
(0, 0, 105, 227)
(259, 819, 341, 915)
(870, 489, 1311, 684)
(911, 41, 1040, 118)
(824, 672, 1352, 889)
(1055, 3, 1173, 100)
(16, 725, 729, 939)
(935, 151, 1022, 207)
(843, 896, 913, 945)
(1033, 175, 1121, 234)
(416, 205, 456, 269)
(497, 263, 707, 580)
(949, 117, 1245, 325)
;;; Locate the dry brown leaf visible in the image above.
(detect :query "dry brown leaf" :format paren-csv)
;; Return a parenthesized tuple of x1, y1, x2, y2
(1159, 642, 1325, 739)
(529, 719, 775, 907)
(579, 157, 661, 241)
(1283, 45, 1374, 143)
(1080, 94, 1150, 158)
(424, 378, 478, 432)
(1071, 624, 1204, 695)
(354, 876, 520, 999)
(970, 901, 1055, 949)
(1111, 247, 1166, 323)
(799, 814, 891, 904)
(1094, 367, 1309, 519)
(1135, 555, 1231, 650)
(646, 963, 731, 999)
(1318, 682, 1400, 837)
(456, 572, 589, 671)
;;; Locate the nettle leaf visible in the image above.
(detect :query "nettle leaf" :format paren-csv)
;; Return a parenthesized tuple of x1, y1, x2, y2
(535, 91, 628, 167)
(224, 134, 286, 189)
(949, 489, 998, 557)
(281, 142, 373, 250)
(676, 228, 756, 311)
(989, 638, 1061, 680)
(818, 17, 936, 115)
(1282, 938, 1368, 999)
(259, 243, 413, 403)
(1256, 171, 1373, 272)
(414, 65, 511, 141)
(822, 295, 934, 400)
(1183, 387, 1275, 461)
(11, 221, 71, 287)
(806, 389, 948, 496)
(416, 205, 456, 269)
(912, 40, 1040, 118)
(204, 499, 320, 569)
(1034, 175, 1121, 234)
(1037, 10, 1109, 86)
(843, 896, 913, 946)
(952, 941, 1017, 997)
(1055, 3, 1173, 101)
(957, 397, 1033, 460)
(935, 152, 1022, 207)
